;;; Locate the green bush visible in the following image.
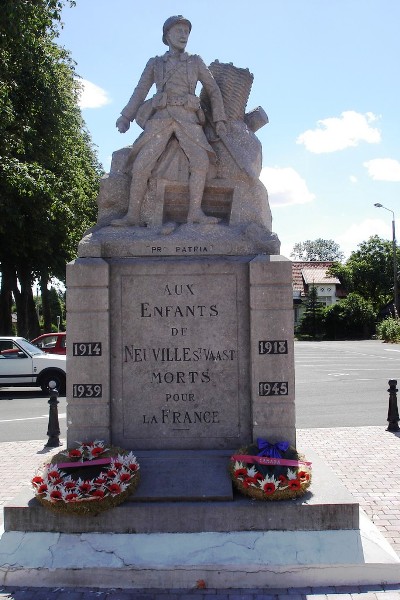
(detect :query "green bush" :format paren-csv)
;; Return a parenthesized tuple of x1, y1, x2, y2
(324, 293, 376, 339)
(376, 317, 400, 343)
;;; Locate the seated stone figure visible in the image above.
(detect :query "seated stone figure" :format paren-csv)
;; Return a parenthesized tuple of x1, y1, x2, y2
(90, 15, 279, 255)
(112, 15, 227, 227)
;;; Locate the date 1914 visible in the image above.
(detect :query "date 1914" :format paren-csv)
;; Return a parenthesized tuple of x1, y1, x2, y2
(72, 342, 102, 357)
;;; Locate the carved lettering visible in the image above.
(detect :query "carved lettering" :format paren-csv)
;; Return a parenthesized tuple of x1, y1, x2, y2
(171, 327, 187, 336)
(140, 303, 218, 318)
(175, 246, 210, 254)
(120, 272, 240, 441)
(163, 284, 195, 296)
(143, 414, 158, 424)
(160, 409, 219, 424)
(151, 370, 210, 384)
(124, 346, 147, 362)
(165, 393, 195, 402)
(124, 346, 236, 362)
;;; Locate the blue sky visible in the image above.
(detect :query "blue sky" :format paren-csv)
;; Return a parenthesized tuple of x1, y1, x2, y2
(57, 0, 400, 259)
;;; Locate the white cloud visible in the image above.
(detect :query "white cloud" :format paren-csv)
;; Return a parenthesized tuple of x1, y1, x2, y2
(76, 78, 111, 109)
(363, 158, 400, 181)
(336, 218, 392, 258)
(349, 175, 358, 183)
(296, 111, 381, 154)
(260, 166, 315, 207)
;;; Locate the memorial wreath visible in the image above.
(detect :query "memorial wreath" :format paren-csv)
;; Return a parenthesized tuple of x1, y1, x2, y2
(229, 438, 311, 501)
(32, 440, 140, 516)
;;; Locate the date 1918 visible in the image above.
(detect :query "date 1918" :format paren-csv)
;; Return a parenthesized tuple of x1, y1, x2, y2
(72, 384, 102, 398)
(258, 340, 288, 355)
(259, 381, 288, 396)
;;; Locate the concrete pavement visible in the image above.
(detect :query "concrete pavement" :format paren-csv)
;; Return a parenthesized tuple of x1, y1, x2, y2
(0, 426, 399, 598)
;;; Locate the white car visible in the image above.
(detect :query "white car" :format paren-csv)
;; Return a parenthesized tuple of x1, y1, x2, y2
(0, 336, 66, 394)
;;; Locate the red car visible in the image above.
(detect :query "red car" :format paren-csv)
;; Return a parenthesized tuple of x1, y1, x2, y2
(30, 332, 66, 355)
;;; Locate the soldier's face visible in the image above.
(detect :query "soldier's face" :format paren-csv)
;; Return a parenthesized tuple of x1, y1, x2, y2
(166, 23, 190, 51)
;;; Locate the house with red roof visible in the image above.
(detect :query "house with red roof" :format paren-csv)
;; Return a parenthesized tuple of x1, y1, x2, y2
(292, 262, 346, 327)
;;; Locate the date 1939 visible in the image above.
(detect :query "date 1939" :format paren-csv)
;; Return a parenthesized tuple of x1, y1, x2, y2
(72, 384, 102, 398)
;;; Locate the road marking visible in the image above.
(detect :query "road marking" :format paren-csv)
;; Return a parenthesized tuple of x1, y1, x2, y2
(0, 413, 66, 424)
(385, 349, 400, 353)
(328, 372, 349, 377)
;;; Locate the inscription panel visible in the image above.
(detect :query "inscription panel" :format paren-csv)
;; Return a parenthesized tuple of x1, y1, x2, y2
(116, 270, 242, 446)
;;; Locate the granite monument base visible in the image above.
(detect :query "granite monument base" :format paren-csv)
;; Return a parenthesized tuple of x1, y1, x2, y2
(4, 450, 358, 534)
(66, 253, 296, 451)
(2, 451, 399, 588)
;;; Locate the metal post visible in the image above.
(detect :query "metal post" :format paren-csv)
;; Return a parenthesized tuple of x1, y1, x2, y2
(374, 203, 398, 316)
(45, 380, 61, 447)
(386, 379, 400, 432)
(392, 218, 399, 316)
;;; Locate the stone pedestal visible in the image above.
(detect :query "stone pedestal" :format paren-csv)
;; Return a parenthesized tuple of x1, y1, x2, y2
(66, 253, 295, 451)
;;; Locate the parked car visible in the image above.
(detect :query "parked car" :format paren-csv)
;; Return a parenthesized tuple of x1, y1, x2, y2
(31, 332, 66, 355)
(0, 336, 66, 394)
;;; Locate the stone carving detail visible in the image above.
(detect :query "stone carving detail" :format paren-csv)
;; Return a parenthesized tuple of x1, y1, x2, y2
(90, 15, 279, 256)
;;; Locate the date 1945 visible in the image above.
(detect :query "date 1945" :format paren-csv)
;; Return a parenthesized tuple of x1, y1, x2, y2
(259, 381, 288, 396)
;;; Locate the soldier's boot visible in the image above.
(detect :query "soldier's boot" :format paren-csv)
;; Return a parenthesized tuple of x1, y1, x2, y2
(111, 177, 147, 227)
(186, 170, 219, 224)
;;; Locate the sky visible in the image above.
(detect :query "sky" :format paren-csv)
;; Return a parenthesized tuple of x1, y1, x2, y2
(57, 0, 400, 259)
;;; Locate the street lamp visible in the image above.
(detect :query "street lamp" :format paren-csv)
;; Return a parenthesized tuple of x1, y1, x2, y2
(374, 203, 399, 315)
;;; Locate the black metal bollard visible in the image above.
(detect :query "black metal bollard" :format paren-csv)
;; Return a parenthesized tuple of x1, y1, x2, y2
(386, 379, 400, 432)
(45, 380, 61, 447)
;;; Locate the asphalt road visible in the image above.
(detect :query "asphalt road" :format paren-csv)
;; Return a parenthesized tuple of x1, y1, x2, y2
(294, 339, 400, 428)
(0, 340, 399, 442)
(0, 388, 67, 443)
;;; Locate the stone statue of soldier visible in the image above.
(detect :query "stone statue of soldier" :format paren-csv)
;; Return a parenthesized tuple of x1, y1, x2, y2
(112, 15, 227, 227)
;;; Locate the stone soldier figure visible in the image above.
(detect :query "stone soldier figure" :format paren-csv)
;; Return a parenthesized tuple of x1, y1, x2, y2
(112, 15, 227, 227)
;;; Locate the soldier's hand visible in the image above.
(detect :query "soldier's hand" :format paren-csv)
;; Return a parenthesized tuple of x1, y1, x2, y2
(215, 121, 227, 137)
(116, 115, 130, 133)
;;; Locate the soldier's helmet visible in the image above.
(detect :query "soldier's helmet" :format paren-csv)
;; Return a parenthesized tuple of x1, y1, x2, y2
(162, 15, 192, 45)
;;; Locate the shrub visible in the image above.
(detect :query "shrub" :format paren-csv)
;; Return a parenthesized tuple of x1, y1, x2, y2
(324, 293, 376, 339)
(376, 317, 400, 343)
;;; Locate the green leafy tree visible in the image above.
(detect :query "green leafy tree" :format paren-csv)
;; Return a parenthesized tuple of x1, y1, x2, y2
(296, 285, 326, 339)
(0, 0, 102, 337)
(324, 293, 376, 340)
(291, 239, 344, 262)
(329, 235, 400, 313)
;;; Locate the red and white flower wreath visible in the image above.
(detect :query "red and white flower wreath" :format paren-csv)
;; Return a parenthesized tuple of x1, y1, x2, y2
(32, 440, 140, 515)
(230, 439, 312, 501)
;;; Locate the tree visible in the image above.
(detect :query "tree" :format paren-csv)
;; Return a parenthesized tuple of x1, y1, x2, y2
(296, 285, 326, 339)
(324, 293, 376, 339)
(0, 0, 102, 337)
(291, 239, 344, 262)
(329, 235, 400, 313)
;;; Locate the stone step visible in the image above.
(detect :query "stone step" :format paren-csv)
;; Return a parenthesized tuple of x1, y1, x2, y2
(4, 449, 359, 535)
(132, 450, 234, 501)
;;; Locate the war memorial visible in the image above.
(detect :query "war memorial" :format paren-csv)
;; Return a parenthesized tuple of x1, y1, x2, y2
(1, 15, 399, 590)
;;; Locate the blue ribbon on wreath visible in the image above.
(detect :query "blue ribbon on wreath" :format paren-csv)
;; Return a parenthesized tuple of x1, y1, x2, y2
(257, 438, 289, 458)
